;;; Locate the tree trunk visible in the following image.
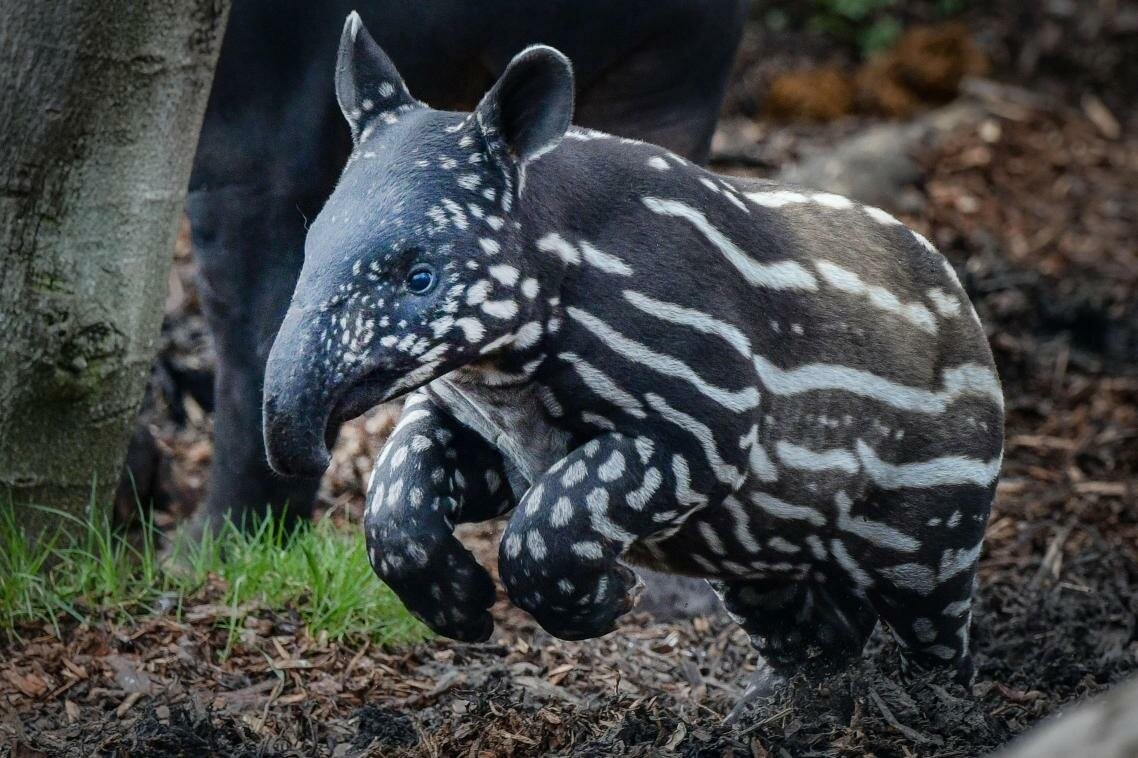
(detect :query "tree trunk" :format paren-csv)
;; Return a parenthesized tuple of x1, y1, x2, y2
(0, 0, 229, 532)
(993, 676, 1138, 758)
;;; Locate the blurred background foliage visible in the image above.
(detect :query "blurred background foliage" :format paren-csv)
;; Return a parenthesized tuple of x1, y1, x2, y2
(764, 0, 971, 57)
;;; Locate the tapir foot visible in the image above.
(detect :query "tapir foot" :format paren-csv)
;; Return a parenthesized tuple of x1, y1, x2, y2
(367, 524, 498, 642)
(506, 561, 642, 641)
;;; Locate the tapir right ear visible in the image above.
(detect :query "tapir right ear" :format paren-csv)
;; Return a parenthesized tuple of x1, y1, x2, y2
(475, 45, 575, 168)
(335, 11, 419, 143)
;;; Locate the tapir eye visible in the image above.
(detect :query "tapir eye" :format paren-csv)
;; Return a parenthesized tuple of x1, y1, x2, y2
(406, 265, 436, 294)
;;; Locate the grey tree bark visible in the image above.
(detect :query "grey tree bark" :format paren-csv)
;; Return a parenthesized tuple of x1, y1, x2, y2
(0, 0, 229, 531)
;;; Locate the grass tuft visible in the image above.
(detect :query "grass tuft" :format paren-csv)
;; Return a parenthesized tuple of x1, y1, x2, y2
(0, 501, 428, 649)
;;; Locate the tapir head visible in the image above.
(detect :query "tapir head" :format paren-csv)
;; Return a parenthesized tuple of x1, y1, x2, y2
(263, 12, 575, 477)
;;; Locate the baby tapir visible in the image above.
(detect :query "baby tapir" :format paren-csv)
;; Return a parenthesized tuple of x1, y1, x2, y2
(263, 13, 1004, 689)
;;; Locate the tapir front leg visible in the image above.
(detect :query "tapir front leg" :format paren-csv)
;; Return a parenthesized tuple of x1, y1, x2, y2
(498, 433, 692, 640)
(364, 391, 516, 641)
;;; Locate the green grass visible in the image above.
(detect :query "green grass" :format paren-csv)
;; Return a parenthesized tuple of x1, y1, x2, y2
(0, 501, 428, 650)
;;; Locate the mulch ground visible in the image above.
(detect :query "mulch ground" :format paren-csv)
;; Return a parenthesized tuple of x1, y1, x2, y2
(4, 7, 1138, 756)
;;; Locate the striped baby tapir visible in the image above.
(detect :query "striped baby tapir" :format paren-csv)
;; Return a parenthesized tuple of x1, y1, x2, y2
(263, 13, 1004, 689)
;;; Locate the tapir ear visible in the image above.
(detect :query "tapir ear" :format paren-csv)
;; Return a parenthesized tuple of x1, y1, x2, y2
(475, 45, 574, 166)
(335, 11, 418, 143)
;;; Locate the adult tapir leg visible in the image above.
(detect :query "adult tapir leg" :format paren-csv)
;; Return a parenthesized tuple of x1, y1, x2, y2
(186, 187, 335, 531)
(185, 0, 354, 533)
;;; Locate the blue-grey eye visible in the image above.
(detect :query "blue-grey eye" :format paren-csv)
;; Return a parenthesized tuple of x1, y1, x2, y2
(406, 265, 435, 294)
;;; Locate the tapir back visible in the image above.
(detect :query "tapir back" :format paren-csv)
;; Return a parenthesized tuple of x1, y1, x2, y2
(520, 131, 1003, 589)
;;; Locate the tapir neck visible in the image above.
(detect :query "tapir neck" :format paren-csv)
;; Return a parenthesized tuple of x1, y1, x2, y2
(514, 133, 634, 243)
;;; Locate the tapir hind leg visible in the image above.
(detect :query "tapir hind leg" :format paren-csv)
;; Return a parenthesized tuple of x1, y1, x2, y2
(862, 484, 992, 685)
(715, 577, 879, 676)
(869, 566, 979, 685)
(715, 576, 879, 723)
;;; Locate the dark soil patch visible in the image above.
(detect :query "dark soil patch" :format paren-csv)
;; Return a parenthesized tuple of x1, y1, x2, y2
(115, 702, 275, 758)
(352, 705, 419, 751)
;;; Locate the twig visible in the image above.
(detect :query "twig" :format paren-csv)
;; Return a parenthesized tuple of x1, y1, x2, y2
(738, 706, 793, 736)
(1031, 523, 1073, 589)
(340, 640, 370, 687)
(867, 687, 941, 745)
(115, 691, 144, 719)
(393, 670, 463, 708)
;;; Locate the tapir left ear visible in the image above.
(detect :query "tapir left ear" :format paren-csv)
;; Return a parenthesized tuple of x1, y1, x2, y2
(475, 45, 575, 167)
(335, 11, 419, 143)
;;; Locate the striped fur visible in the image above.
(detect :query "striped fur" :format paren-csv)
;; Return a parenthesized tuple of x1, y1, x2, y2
(264, 22, 1004, 683)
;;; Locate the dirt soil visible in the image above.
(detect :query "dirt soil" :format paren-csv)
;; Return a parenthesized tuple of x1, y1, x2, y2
(4, 5, 1138, 757)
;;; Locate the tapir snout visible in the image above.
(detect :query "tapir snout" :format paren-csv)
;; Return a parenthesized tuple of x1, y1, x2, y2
(262, 305, 337, 478)
(262, 305, 396, 479)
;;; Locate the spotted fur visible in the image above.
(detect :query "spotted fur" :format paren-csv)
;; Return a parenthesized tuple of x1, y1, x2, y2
(264, 14, 1004, 683)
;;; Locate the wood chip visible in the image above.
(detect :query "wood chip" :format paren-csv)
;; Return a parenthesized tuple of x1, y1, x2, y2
(271, 659, 313, 670)
(115, 691, 144, 719)
(215, 679, 280, 702)
(3, 669, 47, 698)
(1081, 94, 1120, 140)
(1073, 481, 1129, 497)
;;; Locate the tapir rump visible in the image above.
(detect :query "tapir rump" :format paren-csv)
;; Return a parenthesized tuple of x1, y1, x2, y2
(263, 13, 1004, 692)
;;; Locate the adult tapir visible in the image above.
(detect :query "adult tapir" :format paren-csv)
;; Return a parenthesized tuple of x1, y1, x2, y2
(186, 0, 747, 533)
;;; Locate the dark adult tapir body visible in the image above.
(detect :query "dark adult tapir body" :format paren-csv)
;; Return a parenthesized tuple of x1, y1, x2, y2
(264, 14, 1004, 699)
(188, 0, 746, 531)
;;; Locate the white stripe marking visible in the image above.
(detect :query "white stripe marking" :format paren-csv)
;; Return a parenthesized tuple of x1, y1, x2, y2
(698, 522, 727, 555)
(622, 290, 751, 357)
(568, 307, 760, 413)
(753, 355, 1004, 414)
(927, 288, 963, 318)
(739, 425, 778, 482)
(587, 488, 635, 544)
(856, 440, 1001, 489)
(723, 495, 762, 553)
(831, 539, 874, 589)
(579, 241, 633, 276)
(536, 232, 579, 264)
(834, 491, 920, 552)
(815, 260, 937, 334)
(743, 190, 810, 208)
(812, 192, 854, 209)
(775, 440, 859, 473)
(626, 468, 661, 510)
(559, 352, 647, 418)
(671, 455, 708, 513)
(536, 233, 632, 275)
(750, 491, 827, 527)
(646, 393, 743, 486)
(864, 206, 903, 226)
(642, 197, 818, 291)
